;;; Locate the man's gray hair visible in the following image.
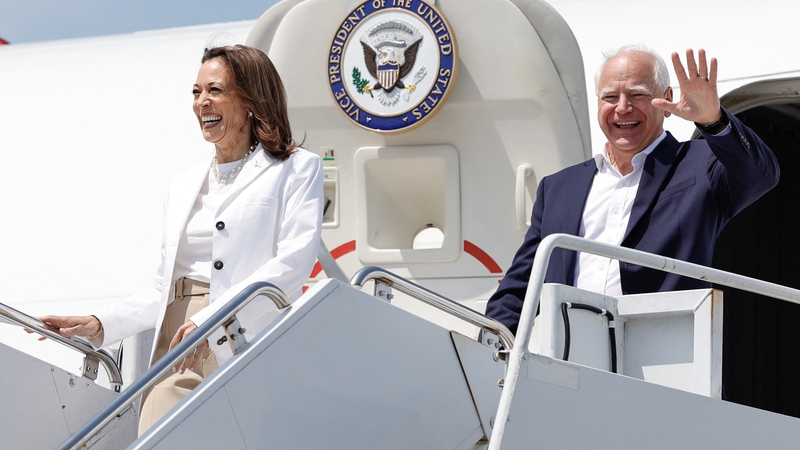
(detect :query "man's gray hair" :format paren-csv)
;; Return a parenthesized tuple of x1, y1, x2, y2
(594, 44, 671, 95)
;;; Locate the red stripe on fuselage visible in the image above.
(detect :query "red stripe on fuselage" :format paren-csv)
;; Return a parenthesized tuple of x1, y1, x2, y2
(464, 240, 503, 273)
(308, 239, 502, 280)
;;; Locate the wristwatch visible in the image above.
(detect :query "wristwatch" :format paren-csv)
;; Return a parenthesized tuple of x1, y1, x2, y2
(695, 110, 730, 135)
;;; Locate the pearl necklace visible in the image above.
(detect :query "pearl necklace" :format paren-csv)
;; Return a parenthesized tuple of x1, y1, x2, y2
(212, 143, 255, 185)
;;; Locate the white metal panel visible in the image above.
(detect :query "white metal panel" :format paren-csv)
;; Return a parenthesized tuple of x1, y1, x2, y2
(0, 342, 136, 449)
(618, 289, 723, 398)
(0, 343, 71, 448)
(538, 284, 723, 398)
(134, 387, 247, 450)
(138, 279, 484, 449)
(501, 353, 800, 449)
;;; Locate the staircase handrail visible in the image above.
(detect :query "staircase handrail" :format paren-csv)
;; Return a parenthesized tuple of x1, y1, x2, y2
(350, 266, 515, 350)
(0, 301, 122, 385)
(57, 281, 289, 450)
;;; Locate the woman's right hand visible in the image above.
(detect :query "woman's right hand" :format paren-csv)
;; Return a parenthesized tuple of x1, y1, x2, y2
(31, 315, 102, 341)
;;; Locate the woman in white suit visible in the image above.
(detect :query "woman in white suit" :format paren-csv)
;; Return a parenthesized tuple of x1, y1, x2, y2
(38, 45, 323, 433)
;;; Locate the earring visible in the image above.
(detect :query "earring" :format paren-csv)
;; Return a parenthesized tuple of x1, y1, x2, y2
(248, 111, 253, 118)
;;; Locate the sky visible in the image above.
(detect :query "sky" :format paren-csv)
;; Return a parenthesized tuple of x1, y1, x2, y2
(0, 0, 281, 44)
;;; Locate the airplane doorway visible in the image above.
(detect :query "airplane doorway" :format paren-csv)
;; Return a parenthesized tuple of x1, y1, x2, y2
(712, 98, 800, 418)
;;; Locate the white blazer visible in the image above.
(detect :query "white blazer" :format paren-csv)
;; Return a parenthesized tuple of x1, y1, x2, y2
(93, 145, 323, 363)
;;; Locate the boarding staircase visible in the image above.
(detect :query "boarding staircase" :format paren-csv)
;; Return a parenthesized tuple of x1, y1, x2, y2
(0, 304, 135, 448)
(4, 234, 800, 449)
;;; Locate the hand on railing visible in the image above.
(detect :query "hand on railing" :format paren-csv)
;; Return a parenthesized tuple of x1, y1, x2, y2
(168, 320, 209, 374)
(27, 315, 102, 341)
(57, 281, 289, 450)
(1, 301, 122, 385)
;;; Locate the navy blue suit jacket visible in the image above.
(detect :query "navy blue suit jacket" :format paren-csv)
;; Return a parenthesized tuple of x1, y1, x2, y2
(486, 110, 779, 334)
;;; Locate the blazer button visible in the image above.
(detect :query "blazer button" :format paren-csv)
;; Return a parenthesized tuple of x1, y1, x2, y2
(214, 260, 224, 270)
(216, 221, 225, 230)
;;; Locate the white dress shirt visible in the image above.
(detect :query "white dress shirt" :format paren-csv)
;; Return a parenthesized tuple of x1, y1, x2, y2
(574, 132, 666, 296)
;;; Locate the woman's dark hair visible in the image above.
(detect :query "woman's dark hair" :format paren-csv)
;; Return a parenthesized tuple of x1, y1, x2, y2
(202, 45, 298, 161)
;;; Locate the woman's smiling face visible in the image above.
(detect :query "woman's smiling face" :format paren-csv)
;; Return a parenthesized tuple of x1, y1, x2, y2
(192, 58, 250, 153)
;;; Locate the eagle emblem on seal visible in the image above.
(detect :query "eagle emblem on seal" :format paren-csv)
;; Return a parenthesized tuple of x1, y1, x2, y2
(356, 19, 427, 106)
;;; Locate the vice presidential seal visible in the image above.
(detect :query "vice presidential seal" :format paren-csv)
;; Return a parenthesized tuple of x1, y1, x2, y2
(328, 0, 458, 133)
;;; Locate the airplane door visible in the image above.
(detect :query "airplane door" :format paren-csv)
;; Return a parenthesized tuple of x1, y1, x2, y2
(246, 0, 589, 331)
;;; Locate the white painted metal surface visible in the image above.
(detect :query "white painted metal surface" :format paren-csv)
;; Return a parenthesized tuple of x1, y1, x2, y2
(0, 343, 136, 448)
(134, 279, 489, 449)
(501, 353, 800, 449)
(618, 289, 723, 398)
(538, 284, 723, 398)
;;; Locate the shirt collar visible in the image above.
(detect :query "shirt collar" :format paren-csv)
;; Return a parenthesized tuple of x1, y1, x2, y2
(593, 131, 667, 171)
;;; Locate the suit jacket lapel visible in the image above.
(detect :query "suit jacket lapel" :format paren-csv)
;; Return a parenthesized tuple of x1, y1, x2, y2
(624, 132, 682, 241)
(561, 160, 598, 283)
(563, 160, 597, 235)
(223, 146, 274, 202)
(168, 157, 212, 240)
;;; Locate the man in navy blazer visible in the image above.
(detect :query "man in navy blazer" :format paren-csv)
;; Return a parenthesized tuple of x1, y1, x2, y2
(486, 46, 779, 335)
